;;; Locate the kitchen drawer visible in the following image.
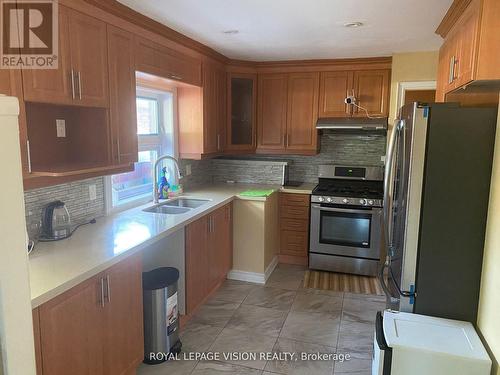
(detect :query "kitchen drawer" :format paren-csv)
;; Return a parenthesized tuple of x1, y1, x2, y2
(280, 217, 309, 232)
(280, 192, 310, 207)
(280, 204, 310, 220)
(280, 230, 308, 257)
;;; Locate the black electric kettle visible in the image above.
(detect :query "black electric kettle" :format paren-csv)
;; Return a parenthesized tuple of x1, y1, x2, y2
(41, 201, 72, 240)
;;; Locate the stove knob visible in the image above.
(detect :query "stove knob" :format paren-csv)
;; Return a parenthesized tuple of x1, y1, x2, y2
(368, 200, 374, 205)
(342, 198, 349, 204)
(318, 196, 325, 202)
(359, 199, 368, 205)
(327, 197, 333, 203)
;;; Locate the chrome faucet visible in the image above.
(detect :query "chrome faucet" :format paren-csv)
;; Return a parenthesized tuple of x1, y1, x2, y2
(153, 155, 183, 204)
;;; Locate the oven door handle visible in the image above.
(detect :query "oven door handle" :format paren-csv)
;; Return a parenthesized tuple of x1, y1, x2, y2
(311, 204, 379, 215)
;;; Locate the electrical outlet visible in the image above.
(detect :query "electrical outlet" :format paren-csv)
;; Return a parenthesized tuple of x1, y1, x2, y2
(89, 184, 97, 201)
(185, 164, 192, 176)
(56, 119, 66, 137)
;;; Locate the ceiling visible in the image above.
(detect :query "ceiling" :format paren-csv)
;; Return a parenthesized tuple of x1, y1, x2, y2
(117, 0, 453, 61)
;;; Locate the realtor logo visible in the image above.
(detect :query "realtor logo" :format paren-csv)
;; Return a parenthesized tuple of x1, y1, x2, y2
(1, 0, 58, 69)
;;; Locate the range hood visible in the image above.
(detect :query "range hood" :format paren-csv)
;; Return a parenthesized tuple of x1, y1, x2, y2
(316, 117, 388, 132)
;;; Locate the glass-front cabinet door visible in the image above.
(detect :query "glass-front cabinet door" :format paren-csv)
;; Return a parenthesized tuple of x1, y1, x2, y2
(226, 73, 256, 151)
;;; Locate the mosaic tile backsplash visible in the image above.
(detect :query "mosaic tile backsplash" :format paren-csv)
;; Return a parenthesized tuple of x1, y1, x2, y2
(24, 131, 386, 235)
(24, 177, 105, 237)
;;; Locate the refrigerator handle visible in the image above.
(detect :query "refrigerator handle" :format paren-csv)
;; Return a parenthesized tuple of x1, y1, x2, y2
(379, 119, 403, 305)
(379, 261, 399, 304)
(383, 119, 403, 235)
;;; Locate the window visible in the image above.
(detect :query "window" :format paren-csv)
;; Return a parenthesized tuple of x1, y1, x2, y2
(105, 87, 177, 212)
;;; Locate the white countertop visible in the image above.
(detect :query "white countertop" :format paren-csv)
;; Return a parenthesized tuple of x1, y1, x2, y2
(280, 183, 315, 195)
(29, 183, 306, 308)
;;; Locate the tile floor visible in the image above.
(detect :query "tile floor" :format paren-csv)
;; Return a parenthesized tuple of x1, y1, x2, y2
(137, 264, 386, 375)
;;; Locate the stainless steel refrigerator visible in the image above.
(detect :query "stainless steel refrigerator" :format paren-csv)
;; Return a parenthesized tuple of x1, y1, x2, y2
(380, 102, 497, 323)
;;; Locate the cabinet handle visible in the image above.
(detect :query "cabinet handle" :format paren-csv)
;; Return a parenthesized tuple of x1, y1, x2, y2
(170, 74, 182, 81)
(70, 69, 75, 99)
(100, 277, 105, 308)
(105, 275, 111, 303)
(285, 134, 289, 147)
(217, 134, 221, 151)
(77, 71, 82, 100)
(26, 140, 32, 173)
(449, 56, 455, 84)
(116, 139, 121, 163)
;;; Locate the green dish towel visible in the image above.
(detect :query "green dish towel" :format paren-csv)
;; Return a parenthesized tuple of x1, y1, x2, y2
(239, 189, 275, 197)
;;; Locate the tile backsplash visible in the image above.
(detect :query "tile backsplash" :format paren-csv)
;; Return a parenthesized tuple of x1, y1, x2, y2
(183, 130, 387, 184)
(24, 131, 386, 232)
(210, 159, 287, 185)
(24, 177, 105, 237)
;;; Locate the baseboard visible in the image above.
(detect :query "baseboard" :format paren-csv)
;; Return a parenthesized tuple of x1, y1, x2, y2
(264, 256, 278, 281)
(227, 270, 266, 284)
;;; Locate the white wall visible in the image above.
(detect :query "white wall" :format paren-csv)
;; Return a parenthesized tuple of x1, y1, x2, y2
(477, 92, 500, 375)
(0, 96, 36, 374)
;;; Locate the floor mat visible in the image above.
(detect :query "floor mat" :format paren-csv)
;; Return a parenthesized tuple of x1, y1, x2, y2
(303, 270, 384, 295)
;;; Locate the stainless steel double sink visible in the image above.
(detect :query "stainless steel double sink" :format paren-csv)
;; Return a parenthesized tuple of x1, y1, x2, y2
(143, 198, 210, 215)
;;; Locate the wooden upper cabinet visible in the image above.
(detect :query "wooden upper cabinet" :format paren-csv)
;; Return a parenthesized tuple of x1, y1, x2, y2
(203, 63, 218, 154)
(22, 5, 73, 105)
(135, 37, 202, 86)
(203, 61, 226, 154)
(454, 4, 479, 87)
(226, 73, 257, 152)
(257, 74, 288, 151)
(352, 70, 390, 117)
(107, 25, 138, 165)
(436, 0, 500, 98)
(68, 10, 109, 107)
(318, 71, 353, 117)
(286, 72, 319, 152)
(0, 68, 13, 95)
(215, 67, 227, 152)
(22, 6, 108, 107)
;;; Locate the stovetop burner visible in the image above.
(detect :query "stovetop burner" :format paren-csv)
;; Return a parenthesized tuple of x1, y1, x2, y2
(312, 180, 383, 199)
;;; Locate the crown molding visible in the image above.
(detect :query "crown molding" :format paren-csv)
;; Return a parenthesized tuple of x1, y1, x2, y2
(435, 0, 473, 38)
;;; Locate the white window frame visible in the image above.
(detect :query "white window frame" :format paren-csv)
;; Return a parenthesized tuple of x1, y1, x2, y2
(105, 85, 179, 215)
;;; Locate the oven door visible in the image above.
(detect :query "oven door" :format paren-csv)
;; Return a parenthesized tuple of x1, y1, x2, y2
(310, 203, 382, 260)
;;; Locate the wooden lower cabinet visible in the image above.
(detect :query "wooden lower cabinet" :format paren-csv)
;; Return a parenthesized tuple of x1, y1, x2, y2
(35, 255, 143, 375)
(185, 215, 209, 313)
(186, 204, 233, 314)
(210, 204, 233, 288)
(103, 257, 144, 375)
(279, 193, 310, 265)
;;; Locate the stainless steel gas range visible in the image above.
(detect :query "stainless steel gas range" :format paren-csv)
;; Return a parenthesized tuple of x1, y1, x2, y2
(309, 165, 384, 276)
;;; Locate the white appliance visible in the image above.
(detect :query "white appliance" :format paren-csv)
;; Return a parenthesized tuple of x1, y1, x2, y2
(372, 310, 491, 375)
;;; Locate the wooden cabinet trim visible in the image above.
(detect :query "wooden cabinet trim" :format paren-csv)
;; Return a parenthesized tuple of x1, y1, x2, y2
(435, 0, 474, 38)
